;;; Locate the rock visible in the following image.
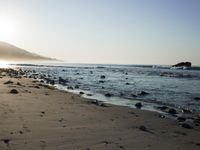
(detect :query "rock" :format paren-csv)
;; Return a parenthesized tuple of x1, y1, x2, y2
(4, 80, 13, 84)
(138, 91, 149, 96)
(181, 123, 193, 129)
(1, 138, 10, 146)
(79, 91, 85, 95)
(158, 114, 165, 118)
(100, 75, 106, 79)
(172, 62, 191, 67)
(168, 108, 177, 114)
(177, 117, 186, 122)
(86, 94, 93, 96)
(34, 86, 40, 89)
(135, 102, 143, 109)
(131, 94, 137, 97)
(75, 85, 79, 89)
(59, 77, 68, 85)
(67, 86, 74, 90)
(126, 82, 130, 85)
(10, 89, 19, 94)
(99, 80, 105, 83)
(105, 93, 113, 97)
(17, 82, 22, 86)
(194, 97, 200, 101)
(139, 125, 148, 132)
(157, 106, 169, 111)
(193, 117, 200, 125)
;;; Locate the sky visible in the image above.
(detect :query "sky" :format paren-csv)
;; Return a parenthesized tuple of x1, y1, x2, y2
(0, 0, 199, 65)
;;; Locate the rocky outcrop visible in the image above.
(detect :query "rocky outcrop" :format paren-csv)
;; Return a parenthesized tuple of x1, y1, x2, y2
(172, 62, 192, 67)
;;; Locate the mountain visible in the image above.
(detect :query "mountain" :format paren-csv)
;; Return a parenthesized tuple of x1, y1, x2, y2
(0, 41, 57, 61)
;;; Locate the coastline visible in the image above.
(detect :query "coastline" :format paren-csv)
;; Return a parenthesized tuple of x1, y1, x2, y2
(0, 68, 200, 150)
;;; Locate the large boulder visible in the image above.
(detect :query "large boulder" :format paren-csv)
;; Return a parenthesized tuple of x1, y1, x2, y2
(172, 62, 192, 67)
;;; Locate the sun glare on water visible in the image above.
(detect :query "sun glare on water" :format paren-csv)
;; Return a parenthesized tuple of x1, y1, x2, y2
(0, 61, 9, 68)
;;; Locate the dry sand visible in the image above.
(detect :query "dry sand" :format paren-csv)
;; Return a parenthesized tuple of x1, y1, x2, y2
(0, 75, 200, 150)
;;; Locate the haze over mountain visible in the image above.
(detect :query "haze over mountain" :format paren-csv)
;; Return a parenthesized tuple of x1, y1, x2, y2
(0, 41, 56, 61)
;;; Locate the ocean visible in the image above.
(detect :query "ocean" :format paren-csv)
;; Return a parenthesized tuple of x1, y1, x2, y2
(12, 63, 200, 115)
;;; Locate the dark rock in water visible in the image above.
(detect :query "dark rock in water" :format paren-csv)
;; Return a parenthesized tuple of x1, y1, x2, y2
(10, 89, 19, 94)
(172, 62, 192, 67)
(79, 91, 85, 95)
(75, 85, 79, 89)
(181, 123, 193, 129)
(4, 80, 13, 84)
(105, 93, 113, 97)
(177, 117, 186, 122)
(59, 77, 68, 85)
(67, 86, 74, 90)
(125, 72, 128, 75)
(135, 102, 143, 109)
(126, 82, 130, 85)
(86, 94, 93, 96)
(168, 108, 177, 114)
(138, 91, 149, 96)
(131, 94, 137, 97)
(157, 106, 169, 111)
(102, 87, 105, 89)
(100, 75, 106, 79)
(99, 80, 105, 83)
(90, 71, 93, 74)
(194, 97, 200, 101)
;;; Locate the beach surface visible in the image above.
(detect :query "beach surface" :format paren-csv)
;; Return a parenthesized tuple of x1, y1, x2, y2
(0, 70, 200, 150)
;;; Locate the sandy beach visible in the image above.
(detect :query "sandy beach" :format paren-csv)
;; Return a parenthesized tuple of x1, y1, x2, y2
(0, 69, 200, 150)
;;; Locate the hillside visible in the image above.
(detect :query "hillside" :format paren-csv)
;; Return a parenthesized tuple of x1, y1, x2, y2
(0, 42, 56, 61)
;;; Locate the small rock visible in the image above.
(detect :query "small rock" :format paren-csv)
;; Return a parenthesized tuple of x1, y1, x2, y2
(194, 97, 200, 101)
(139, 125, 148, 132)
(67, 86, 74, 90)
(75, 85, 79, 89)
(10, 89, 19, 94)
(1, 138, 10, 146)
(105, 93, 113, 97)
(177, 117, 186, 122)
(135, 102, 143, 109)
(131, 94, 137, 97)
(100, 75, 106, 79)
(17, 82, 22, 86)
(181, 123, 193, 129)
(168, 108, 177, 114)
(4, 80, 13, 84)
(138, 91, 149, 96)
(99, 80, 105, 83)
(79, 91, 85, 95)
(157, 106, 169, 111)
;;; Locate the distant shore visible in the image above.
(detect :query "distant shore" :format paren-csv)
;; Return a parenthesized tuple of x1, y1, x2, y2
(0, 68, 200, 150)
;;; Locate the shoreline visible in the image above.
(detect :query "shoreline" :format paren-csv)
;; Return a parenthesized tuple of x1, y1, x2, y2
(0, 68, 200, 150)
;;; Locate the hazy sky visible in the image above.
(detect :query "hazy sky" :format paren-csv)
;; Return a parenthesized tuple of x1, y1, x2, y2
(0, 0, 199, 65)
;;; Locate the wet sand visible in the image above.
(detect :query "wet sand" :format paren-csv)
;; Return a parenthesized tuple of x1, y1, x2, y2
(0, 70, 200, 150)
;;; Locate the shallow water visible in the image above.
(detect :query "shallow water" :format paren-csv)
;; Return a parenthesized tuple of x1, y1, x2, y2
(13, 63, 200, 114)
